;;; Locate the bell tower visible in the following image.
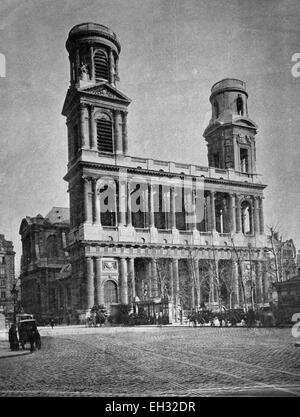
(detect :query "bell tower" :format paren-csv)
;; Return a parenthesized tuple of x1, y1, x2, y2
(62, 23, 131, 160)
(203, 79, 258, 175)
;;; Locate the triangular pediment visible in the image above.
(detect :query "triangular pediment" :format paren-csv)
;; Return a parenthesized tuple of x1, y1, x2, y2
(62, 83, 131, 116)
(80, 83, 131, 103)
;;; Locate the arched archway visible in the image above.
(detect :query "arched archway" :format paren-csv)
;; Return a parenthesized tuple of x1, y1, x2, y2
(103, 280, 118, 305)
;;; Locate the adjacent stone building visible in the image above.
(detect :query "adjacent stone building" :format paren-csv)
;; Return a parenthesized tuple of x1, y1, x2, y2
(60, 23, 271, 323)
(19, 207, 72, 323)
(0, 234, 16, 317)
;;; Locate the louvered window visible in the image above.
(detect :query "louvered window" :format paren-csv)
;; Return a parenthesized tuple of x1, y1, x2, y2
(96, 114, 113, 153)
(94, 50, 108, 81)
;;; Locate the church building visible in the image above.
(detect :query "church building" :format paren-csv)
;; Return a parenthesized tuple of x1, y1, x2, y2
(60, 23, 270, 323)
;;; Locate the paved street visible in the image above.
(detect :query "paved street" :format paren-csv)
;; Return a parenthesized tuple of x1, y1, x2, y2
(0, 326, 300, 397)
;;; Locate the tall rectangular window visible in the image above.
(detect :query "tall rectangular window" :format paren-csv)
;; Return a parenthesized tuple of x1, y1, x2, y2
(240, 148, 249, 173)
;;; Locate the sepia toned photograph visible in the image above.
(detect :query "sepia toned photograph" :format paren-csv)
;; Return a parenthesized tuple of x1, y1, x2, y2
(0, 0, 300, 401)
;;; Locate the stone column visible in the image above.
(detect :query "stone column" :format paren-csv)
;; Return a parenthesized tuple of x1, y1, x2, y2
(120, 258, 128, 304)
(191, 190, 197, 231)
(114, 110, 122, 154)
(89, 105, 97, 149)
(194, 259, 200, 307)
(128, 258, 135, 301)
(255, 261, 263, 304)
(93, 179, 101, 225)
(84, 177, 92, 223)
(123, 113, 128, 155)
(235, 194, 241, 233)
(253, 197, 260, 234)
(127, 181, 132, 226)
(86, 257, 94, 309)
(230, 193, 236, 233)
(172, 258, 179, 322)
(210, 191, 216, 231)
(172, 259, 179, 303)
(34, 231, 40, 259)
(151, 259, 159, 298)
(92, 109, 98, 150)
(170, 186, 176, 229)
(262, 262, 269, 303)
(147, 260, 152, 298)
(149, 182, 155, 228)
(90, 46, 94, 81)
(118, 181, 126, 226)
(169, 259, 174, 305)
(95, 258, 102, 305)
(191, 285, 195, 309)
(109, 49, 114, 85)
(259, 197, 265, 234)
(79, 104, 88, 149)
(232, 260, 240, 307)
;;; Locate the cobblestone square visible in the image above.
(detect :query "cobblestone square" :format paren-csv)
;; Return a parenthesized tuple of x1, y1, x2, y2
(0, 326, 300, 397)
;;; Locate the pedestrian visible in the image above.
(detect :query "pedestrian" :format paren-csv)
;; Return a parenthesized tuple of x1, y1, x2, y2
(50, 319, 54, 329)
(8, 323, 19, 351)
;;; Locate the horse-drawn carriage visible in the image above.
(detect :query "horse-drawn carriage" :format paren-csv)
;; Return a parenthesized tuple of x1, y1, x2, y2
(18, 318, 41, 351)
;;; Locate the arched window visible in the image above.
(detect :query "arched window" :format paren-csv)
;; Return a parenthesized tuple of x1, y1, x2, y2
(104, 280, 118, 304)
(96, 113, 113, 153)
(94, 50, 109, 81)
(46, 235, 58, 258)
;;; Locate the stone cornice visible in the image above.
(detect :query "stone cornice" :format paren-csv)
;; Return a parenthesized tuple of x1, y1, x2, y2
(64, 160, 267, 191)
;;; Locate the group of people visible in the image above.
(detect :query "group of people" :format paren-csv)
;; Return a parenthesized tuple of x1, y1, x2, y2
(187, 308, 265, 328)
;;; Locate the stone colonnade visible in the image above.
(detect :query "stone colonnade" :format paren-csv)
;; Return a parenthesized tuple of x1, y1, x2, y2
(82, 177, 265, 234)
(84, 256, 268, 311)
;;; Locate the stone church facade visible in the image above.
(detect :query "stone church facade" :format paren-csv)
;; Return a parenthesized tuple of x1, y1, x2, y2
(19, 208, 72, 323)
(61, 23, 270, 322)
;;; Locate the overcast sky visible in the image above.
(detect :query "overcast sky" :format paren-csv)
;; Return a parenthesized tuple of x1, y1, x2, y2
(0, 0, 300, 275)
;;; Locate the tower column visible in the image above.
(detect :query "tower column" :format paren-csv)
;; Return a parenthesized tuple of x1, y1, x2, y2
(80, 104, 88, 148)
(89, 105, 97, 149)
(86, 257, 94, 309)
(109, 49, 114, 85)
(120, 258, 128, 304)
(253, 197, 260, 234)
(123, 112, 128, 154)
(118, 181, 126, 226)
(127, 181, 132, 226)
(90, 46, 95, 81)
(84, 177, 92, 223)
(93, 179, 101, 225)
(115, 110, 123, 154)
(259, 197, 265, 234)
